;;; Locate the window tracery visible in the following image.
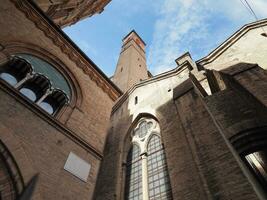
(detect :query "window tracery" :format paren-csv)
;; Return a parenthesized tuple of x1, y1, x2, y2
(125, 118, 173, 200)
(0, 55, 70, 116)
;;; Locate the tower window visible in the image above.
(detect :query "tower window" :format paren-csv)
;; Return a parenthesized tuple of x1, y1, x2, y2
(121, 67, 123, 72)
(135, 96, 138, 105)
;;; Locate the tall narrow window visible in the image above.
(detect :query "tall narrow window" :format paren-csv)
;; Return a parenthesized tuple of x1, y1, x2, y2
(135, 96, 138, 105)
(124, 118, 173, 200)
(124, 145, 142, 200)
(147, 135, 172, 199)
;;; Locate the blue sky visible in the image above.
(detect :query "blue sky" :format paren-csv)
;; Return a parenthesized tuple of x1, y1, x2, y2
(64, 0, 267, 77)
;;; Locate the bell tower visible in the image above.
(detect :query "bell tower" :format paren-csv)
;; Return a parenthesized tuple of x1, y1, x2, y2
(112, 30, 148, 92)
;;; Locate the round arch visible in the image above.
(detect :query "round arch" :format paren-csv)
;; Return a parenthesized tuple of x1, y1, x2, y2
(0, 41, 84, 122)
(0, 41, 83, 109)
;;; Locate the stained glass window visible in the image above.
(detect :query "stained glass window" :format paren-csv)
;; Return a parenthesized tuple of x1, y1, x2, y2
(0, 55, 70, 115)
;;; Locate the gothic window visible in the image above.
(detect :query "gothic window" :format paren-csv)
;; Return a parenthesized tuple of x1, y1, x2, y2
(124, 145, 142, 200)
(147, 135, 172, 199)
(124, 119, 173, 200)
(0, 54, 70, 116)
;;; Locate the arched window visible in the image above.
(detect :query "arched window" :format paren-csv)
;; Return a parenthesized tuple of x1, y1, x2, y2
(124, 145, 142, 200)
(124, 118, 173, 200)
(0, 57, 32, 87)
(0, 54, 70, 116)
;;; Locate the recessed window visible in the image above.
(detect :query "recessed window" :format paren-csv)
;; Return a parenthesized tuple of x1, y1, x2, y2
(125, 119, 173, 200)
(135, 96, 138, 105)
(139, 64, 141, 67)
(0, 55, 70, 116)
(121, 67, 123, 72)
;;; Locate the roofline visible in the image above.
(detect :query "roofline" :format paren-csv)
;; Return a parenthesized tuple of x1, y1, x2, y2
(112, 61, 192, 114)
(197, 18, 267, 66)
(27, 0, 122, 96)
(122, 30, 146, 46)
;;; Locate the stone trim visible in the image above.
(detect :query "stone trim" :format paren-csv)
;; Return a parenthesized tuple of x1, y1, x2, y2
(10, 0, 122, 101)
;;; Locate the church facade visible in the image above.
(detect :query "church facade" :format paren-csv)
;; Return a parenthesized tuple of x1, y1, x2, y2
(0, 0, 267, 200)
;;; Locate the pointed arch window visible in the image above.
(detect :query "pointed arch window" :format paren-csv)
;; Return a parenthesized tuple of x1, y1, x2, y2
(0, 55, 70, 116)
(124, 119, 173, 200)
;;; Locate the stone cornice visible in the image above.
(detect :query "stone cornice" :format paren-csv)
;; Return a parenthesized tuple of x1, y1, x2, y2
(197, 18, 267, 67)
(10, 0, 122, 101)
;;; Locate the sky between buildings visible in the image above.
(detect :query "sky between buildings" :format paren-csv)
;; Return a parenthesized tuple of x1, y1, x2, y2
(64, 0, 267, 77)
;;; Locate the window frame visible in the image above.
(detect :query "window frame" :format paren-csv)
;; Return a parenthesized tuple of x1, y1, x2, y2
(0, 55, 70, 117)
(124, 118, 173, 200)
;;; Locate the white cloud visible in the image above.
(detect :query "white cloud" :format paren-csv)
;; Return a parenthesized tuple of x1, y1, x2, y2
(148, 0, 267, 75)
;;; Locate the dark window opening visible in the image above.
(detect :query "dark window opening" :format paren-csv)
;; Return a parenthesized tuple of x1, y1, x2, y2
(135, 96, 138, 105)
(121, 67, 123, 72)
(0, 57, 32, 87)
(39, 89, 68, 115)
(19, 75, 50, 102)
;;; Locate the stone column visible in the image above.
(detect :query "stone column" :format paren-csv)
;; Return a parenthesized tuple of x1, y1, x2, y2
(141, 153, 149, 200)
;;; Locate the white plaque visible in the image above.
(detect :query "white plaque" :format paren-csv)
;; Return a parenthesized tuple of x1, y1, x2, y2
(64, 152, 91, 182)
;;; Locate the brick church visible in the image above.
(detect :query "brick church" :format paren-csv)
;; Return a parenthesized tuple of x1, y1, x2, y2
(0, 0, 267, 199)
